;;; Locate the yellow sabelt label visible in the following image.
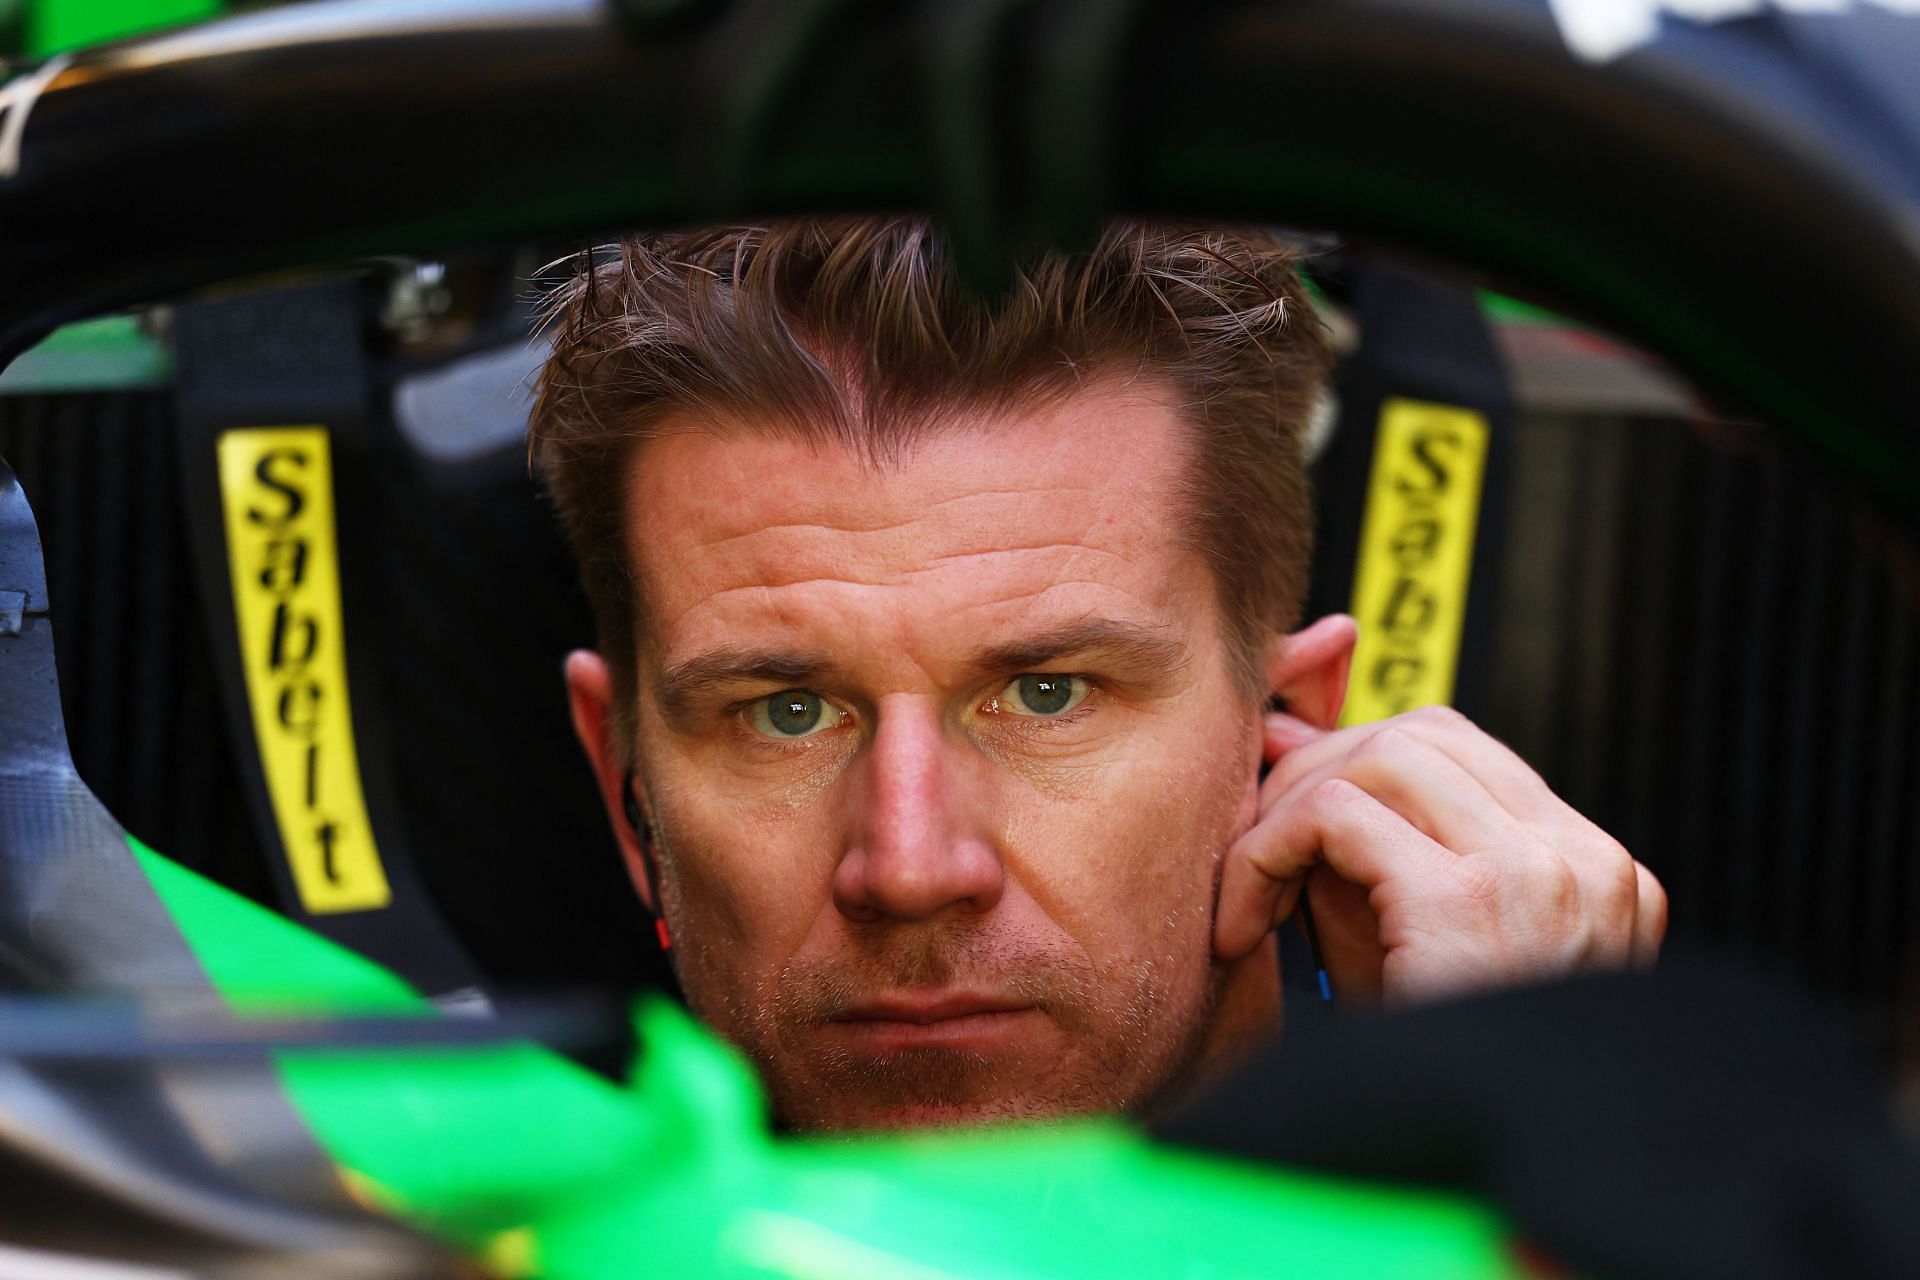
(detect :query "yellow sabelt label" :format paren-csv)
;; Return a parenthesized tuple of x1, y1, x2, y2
(1341, 398, 1491, 727)
(217, 427, 391, 913)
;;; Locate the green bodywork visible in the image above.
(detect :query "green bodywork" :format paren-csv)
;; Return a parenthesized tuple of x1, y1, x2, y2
(131, 836, 1521, 1279)
(18, 0, 218, 54)
(0, 315, 169, 393)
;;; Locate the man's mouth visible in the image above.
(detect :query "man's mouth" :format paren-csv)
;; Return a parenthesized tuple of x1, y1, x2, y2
(826, 991, 1040, 1053)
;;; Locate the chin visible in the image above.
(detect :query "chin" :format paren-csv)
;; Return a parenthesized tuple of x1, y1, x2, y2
(783, 1093, 1105, 1134)
(769, 1050, 1171, 1133)
(743, 949, 1247, 1134)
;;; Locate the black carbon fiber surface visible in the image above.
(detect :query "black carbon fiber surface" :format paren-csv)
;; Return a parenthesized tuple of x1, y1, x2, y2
(0, 458, 453, 1275)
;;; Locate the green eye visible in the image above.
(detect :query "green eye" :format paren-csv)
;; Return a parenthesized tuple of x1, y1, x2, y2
(1000, 674, 1089, 717)
(748, 689, 843, 739)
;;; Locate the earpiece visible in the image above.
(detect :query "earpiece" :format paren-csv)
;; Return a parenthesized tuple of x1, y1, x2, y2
(622, 773, 671, 952)
(1259, 696, 1333, 1005)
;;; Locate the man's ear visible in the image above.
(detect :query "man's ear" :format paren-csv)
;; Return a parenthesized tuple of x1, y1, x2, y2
(1264, 613, 1358, 730)
(564, 649, 658, 914)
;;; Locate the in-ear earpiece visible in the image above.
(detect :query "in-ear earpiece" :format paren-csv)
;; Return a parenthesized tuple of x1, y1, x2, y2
(621, 773, 671, 952)
(1257, 697, 1333, 1006)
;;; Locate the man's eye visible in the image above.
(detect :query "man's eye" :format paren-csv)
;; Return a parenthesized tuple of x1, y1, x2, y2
(746, 689, 846, 739)
(995, 674, 1090, 717)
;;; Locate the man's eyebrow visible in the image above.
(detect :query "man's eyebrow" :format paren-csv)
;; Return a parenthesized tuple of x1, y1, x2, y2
(968, 619, 1189, 677)
(652, 621, 1187, 721)
(654, 649, 831, 721)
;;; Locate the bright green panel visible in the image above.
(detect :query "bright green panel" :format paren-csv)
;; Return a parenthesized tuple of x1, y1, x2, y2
(0, 315, 171, 394)
(27, 0, 219, 54)
(131, 838, 672, 1234)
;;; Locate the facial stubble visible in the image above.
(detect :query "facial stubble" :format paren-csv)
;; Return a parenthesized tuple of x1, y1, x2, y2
(676, 899, 1224, 1132)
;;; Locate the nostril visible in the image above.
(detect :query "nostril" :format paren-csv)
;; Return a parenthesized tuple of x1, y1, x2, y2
(832, 836, 1005, 923)
(836, 899, 881, 925)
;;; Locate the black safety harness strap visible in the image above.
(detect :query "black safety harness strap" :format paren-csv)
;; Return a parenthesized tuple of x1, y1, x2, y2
(1310, 261, 1514, 724)
(172, 280, 483, 999)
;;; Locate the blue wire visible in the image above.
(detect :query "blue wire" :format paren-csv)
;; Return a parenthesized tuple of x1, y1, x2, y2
(1299, 891, 1335, 1008)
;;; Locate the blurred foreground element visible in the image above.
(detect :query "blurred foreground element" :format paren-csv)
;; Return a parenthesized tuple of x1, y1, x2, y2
(1167, 965, 1920, 1280)
(140, 838, 1521, 1278)
(13, 0, 221, 56)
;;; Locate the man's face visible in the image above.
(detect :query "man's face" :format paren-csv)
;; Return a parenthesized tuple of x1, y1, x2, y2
(611, 383, 1267, 1130)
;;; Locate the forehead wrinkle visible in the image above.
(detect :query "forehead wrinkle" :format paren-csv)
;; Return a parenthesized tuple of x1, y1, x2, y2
(654, 574, 913, 639)
(696, 515, 928, 548)
(900, 540, 1137, 576)
(944, 572, 1184, 617)
(630, 417, 1176, 543)
(655, 530, 1166, 638)
(690, 484, 1109, 551)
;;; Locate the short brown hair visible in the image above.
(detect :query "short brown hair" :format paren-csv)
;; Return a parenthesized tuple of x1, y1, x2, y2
(531, 217, 1331, 743)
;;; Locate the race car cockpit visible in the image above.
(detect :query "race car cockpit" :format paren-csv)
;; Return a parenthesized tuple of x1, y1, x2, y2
(3, 1, 1920, 1276)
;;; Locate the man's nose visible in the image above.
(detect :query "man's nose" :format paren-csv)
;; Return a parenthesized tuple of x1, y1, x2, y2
(832, 699, 1004, 924)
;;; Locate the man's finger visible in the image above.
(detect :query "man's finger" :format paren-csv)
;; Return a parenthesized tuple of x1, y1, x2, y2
(1260, 715, 1360, 798)
(1375, 705, 1563, 826)
(1631, 862, 1668, 968)
(1261, 724, 1529, 866)
(1263, 711, 1325, 764)
(1378, 709, 1661, 970)
(1215, 777, 1456, 961)
(1257, 716, 1382, 820)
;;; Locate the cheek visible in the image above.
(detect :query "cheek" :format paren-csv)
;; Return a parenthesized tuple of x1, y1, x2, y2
(648, 773, 840, 995)
(1005, 730, 1249, 965)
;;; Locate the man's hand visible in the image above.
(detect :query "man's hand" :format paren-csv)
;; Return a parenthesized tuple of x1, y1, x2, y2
(1214, 704, 1667, 1007)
